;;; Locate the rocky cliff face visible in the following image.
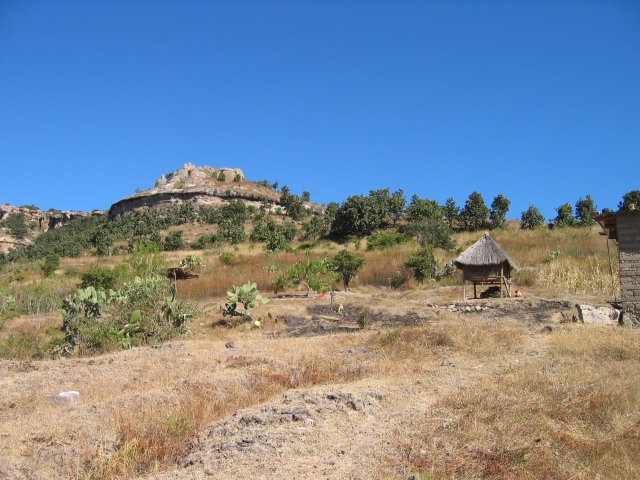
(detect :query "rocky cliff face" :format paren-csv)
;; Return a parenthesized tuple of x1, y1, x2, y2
(108, 163, 321, 218)
(0, 205, 90, 252)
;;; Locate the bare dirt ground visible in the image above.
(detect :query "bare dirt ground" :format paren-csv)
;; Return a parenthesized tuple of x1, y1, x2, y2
(1, 288, 637, 479)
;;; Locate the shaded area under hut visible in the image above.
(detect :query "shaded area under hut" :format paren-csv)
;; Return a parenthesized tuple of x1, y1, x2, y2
(454, 232, 517, 300)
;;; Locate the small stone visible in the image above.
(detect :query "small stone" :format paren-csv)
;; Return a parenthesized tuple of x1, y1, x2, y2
(225, 340, 235, 348)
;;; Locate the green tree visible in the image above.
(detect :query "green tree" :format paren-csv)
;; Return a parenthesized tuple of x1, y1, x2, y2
(389, 189, 406, 227)
(163, 231, 184, 251)
(4, 212, 29, 239)
(406, 195, 443, 223)
(619, 190, 640, 211)
(520, 205, 545, 230)
(368, 189, 392, 225)
(280, 186, 306, 220)
(302, 215, 330, 240)
(301, 191, 311, 202)
(404, 247, 436, 284)
(330, 195, 386, 237)
(330, 250, 365, 290)
(404, 219, 455, 251)
(575, 195, 597, 227)
(460, 192, 489, 231)
(443, 197, 459, 229)
(92, 228, 115, 256)
(489, 194, 510, 229)
(554, 203, 576, 228)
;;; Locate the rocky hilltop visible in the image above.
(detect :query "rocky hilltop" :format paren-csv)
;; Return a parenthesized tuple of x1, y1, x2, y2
(108, 163, 320, 218)
(0, 205, 89, 252)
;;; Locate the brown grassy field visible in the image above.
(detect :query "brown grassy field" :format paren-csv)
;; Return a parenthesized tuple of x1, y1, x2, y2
(0, 224, 634, 479)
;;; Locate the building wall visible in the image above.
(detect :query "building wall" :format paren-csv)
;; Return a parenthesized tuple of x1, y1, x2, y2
(617, 213, 640, 325)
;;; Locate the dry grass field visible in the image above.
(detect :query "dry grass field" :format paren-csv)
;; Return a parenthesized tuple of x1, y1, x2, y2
(0, 225, 635, 479)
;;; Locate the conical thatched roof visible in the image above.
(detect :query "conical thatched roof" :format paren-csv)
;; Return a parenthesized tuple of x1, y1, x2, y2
(455, 233, 517, 270)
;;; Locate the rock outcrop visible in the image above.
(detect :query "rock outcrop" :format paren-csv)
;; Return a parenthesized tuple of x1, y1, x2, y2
(108, 163, 321, 218)
(0, 205, 90, 252)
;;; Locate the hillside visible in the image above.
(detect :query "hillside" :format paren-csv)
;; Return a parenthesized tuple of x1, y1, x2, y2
(0, 204, 90, 252)
(108, 163, 322, 218)
(0, 175, 637, 479)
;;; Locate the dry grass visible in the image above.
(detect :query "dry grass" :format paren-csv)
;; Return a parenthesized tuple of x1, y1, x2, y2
(391, 326, 640, 479)
(81, 350, 369, 479)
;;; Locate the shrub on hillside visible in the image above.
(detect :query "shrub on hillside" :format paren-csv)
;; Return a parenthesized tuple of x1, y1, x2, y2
(404, 247, 436, 284)
(520, 205, 545, 230)
(366, 232, 411, 251)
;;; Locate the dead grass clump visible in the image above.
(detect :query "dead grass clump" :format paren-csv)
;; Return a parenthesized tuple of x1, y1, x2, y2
(391, 327, 640, 479)
(82, 352, 368, 478)
(372, 321, 524, 359)
(549, 326, 640, 362)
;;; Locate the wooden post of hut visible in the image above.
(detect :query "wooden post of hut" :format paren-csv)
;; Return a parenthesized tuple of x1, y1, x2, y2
(454, 232, 517, 301)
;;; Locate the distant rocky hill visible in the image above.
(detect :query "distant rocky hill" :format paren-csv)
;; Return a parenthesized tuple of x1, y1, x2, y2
(108, 163, 321, 218)
(0, 205, 90, 252)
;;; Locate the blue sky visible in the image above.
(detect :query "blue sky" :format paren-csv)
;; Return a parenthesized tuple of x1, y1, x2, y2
(1, 1, 638, 218)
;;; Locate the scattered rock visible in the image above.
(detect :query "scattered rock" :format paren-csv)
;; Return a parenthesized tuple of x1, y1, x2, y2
(225, 340, 235, 349)
(576, 304, 621, 326)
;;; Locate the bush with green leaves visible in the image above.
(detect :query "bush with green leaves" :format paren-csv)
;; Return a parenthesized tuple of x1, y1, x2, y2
(60, 277, 197, 354)
(279, 186, 306, 220)
(554, 203, 576, 228)
(4, 212, 30, 239)
(273, 257, 337, 294)
(403, 219, 455, 251)
(81, 264, 127, 291)
(219, 252, 235, 266)
(163, 230, 185, 251)
(575, 195, 597, 227)
(619, 190, 640, 211)
(40, 255, 59, 278)
(223, 282, 269, 323)
(251, 216, 296, 252)
(366, 232, 411, 251)
(128, 243, 166, 278)
(62, 286, 108, 319)
(404, 247, 436, 284)
(520, 205, 545, 230)
(180, 255, 205, 273)
(302, 214, 330, 240)
(330, 250, 365, 290)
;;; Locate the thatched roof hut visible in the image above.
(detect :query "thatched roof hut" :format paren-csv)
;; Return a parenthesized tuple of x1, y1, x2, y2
(455, 233, 517, 299)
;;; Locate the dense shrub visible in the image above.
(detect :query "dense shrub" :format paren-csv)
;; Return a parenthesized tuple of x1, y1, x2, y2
(163, 231, 185, 251)
(366, 232, 411, 251)
(81, 264, 127, 291)
(521, 205, 545, 229)
(404, 247, 436, 283)
(330, 250, 365, 289)
(40, 255, 59, 278)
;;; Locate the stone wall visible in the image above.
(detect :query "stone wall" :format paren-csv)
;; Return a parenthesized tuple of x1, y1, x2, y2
(617, 212, 640, 325)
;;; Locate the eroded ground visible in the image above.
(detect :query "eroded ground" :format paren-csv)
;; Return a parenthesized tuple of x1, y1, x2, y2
(1, 289, 637, 479)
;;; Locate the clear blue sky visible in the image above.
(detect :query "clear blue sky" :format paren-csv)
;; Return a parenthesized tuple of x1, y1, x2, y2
(1, 1, 638, 218)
